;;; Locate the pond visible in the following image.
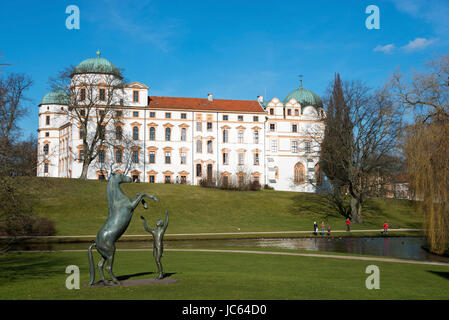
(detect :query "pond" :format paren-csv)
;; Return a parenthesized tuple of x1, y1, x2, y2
(7, 236, 449, 263)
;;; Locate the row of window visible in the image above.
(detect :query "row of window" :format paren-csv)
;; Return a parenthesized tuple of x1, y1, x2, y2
(270, 140, 312, 153)
(268, 123, 299, 132)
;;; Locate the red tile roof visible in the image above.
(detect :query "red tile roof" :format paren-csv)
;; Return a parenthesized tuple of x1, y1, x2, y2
(148, 96, 266, 113)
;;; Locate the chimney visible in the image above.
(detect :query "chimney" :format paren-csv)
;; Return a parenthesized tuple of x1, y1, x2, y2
(257, 95, 263, 103)
(208, 93, 213, 102)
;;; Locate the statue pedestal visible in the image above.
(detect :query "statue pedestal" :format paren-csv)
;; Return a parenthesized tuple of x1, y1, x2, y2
(88, 278, 179, 287)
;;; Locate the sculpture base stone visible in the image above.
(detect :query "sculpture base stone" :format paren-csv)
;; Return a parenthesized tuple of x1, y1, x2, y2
(87, 278, 179, 288)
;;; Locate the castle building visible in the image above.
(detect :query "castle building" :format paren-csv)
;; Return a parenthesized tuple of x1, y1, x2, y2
(37, 53, 325, 192)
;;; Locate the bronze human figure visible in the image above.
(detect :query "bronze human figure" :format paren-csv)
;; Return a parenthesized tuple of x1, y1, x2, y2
(88, 172, 158, 286)
(141, 210, 169, 280)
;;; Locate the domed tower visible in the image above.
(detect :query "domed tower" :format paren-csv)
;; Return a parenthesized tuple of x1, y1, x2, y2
(37, 89, 70, 177)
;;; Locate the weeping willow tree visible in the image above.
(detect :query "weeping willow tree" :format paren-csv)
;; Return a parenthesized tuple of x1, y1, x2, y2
(390, 54, 449, 254)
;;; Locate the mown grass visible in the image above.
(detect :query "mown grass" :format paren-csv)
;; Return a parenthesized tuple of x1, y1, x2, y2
(15, 177, 423, 236)
(1, 250, 448, 299)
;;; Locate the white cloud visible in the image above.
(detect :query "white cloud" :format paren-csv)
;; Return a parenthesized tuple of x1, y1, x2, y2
(373, 44, 395, 54)
(401, 37, 437, 51)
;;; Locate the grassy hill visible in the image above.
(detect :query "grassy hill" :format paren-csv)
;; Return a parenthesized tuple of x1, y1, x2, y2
(13, 177, 423, 237)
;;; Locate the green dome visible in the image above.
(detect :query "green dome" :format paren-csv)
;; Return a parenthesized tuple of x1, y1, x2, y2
(72, 51, 122, 78)
(40, 89, 69, 105)
(283, 86, 323, 108)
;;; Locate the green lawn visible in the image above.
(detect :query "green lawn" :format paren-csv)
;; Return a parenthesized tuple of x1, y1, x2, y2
(16, 177, 423, 236)
(1, 249, 448, 299)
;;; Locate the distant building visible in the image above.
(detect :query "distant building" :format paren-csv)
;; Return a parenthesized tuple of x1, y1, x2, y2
(37, 52, 325, 192)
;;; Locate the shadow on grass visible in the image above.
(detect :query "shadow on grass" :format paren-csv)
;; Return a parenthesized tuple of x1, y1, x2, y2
(0, 253, 73, 284)
(117, 272, 177, 281)
(427, 271, 449, 281)
(289, 192, 342, 220)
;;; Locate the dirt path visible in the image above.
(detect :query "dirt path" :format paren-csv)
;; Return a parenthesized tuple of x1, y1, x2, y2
(0, 228, 422, 239)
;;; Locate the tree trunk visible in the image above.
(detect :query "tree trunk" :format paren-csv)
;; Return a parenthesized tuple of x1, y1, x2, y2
(350, 196, 363, 223)
(79, 162, 90, 180)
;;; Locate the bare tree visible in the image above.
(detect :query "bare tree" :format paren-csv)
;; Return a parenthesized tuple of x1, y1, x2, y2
(49, 65, 127, 179)
(320, 73, 403, 223)
(390, 54, 449, 254)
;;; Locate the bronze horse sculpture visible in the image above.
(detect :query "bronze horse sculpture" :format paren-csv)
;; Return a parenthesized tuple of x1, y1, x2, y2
(88, 172, 158, 285)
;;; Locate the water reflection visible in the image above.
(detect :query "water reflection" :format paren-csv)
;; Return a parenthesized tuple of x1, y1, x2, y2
(7, 237, 449, 263)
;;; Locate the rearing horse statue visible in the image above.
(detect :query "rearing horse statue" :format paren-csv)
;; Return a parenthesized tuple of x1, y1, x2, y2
(88, 172, 158, 285)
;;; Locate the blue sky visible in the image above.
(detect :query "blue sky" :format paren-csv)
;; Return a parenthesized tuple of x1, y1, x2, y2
(1, 0, 448, 139)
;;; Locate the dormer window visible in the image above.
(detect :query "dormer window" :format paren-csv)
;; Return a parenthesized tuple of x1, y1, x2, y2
(133, 90, 139, 103)
(80, 88, 86, 101)
(269, 108, 274, 115)
(99, 88, 106, 101)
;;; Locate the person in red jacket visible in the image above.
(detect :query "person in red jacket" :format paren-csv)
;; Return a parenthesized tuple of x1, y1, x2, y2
(346, 218, 351, 232)
(383, 222, 388, 234)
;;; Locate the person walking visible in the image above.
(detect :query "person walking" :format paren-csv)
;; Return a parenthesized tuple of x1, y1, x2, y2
(321, 221, 325, 236)
(313, 221, 318, 235)
(383, 221, 388, 234)
(327, 225, 331, 236)
(346, 218, 351, 232)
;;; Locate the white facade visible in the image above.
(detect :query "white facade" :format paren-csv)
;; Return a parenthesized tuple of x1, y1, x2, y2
(37, 55, 324, 192)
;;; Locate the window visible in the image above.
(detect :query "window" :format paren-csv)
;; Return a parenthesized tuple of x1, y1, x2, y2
(165, 112, 171, 119)
(271, 140, 278, 153)
(196, 164, 202, 177)
(149, 127, 156, 141)
(43, 144, 49, 155)
(292, 141, 298, 153)
(181, 152, 186, 164)
(207, 122, 212, 131)
(180, 176, 187, 184)
(223, 129, 228, 143)
(238, 115, 243, 121)
(253, 130, 259, 144)
(149, 112, 156, 118)
(116, 111, 122, 117)
(223, 152, 228, 165)
(149, 151, 155, 164)
(223, 115, 228, 121)
(99, 173, 106, 180)
(165, 152, 171, 164)
(44, 162, 49, 173)
(238, 130, 244, 143)
(207, 140, 213, 153)
(181, 128, 186, 141)
(196, 122, 202, 132)
(238, 152, 244, 165)
(295, 109, 299, 116)
(238, 174, 244, 186)
(269, 108, 274, 115)
(99, 110, 105, 116)
(149, 175, 155, 183)
(133, 111, 139, 117)
(196, 140, 202, 153)
(222, 175, 229, 186)
(99, 88, 106, 101)
(305, 141, 311, 153)
(292, 124, 297, 133)
(45, 132, 49, 137)
(181, 113, 187, 119)
(132, 150, 139, 163)
(165, 127, 171, 141)
(98, 150, 105, 163)
(287, 109, 291, 116)
(46, 116, 50, 125)
(164, 175, 171, 183)
(294, 162, 306, 184)
(99, 125, 105, 140)
(79, 149, 84, 161)
(253, 116, 259, 122)
(80, 88, 86, 101)
(133, 90, 139, 103)
(269, 123, 275, 132)
(254, 152, 259, 165)
(80, 109, 85, 116)
(79, 127, 85, 139)
(133, 126, 139, 140)
(115, 126, 122, 140)
(115, 149, 122, 163)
